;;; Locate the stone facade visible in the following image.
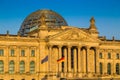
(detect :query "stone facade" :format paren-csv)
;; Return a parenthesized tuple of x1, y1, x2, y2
(0, 9, 120, 80)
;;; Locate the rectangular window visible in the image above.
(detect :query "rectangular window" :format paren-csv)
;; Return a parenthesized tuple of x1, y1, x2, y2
(0, 49, 4, 56)
(108, 53, 111, 59)
(21, 50, 25, 56)
(10, 49, 14, 56)
(99, 53, 102, 59)
(116, 53, 119, 59)
(31, 50, 35, 57)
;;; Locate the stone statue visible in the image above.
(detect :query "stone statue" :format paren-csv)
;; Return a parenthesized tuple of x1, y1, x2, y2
(40, 14, 46, 26)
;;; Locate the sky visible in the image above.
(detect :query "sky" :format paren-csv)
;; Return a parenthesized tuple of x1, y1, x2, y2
(0, 0, 120, 39)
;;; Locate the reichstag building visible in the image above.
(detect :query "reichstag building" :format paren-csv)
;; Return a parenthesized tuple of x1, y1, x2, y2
(0, 9, 120, 80)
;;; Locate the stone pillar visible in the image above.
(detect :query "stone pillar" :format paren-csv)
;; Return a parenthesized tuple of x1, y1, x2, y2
(48, 45, 52, 72)
(5, 46, 9, 73)
(58, 46, 62, 72)
(86, 47, 89, 73)
(104, 50, 107, 74)
(26, 47, 30, 73)
(81, 47, 87, 73)
(36, 46, 40, 73)
(16, 47, 19, 73)
(78, 46, 81, 73)
(64, 47, 67, 73)
(68, 46, 71, 72)
(112, 50, 115, 75)
(96, 48, 99, 74)
(74, 48, 77, 73)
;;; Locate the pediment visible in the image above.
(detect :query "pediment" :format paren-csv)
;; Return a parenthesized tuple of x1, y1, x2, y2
(48, 28, 99, 42)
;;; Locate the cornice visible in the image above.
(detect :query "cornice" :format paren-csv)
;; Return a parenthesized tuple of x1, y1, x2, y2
(100, 41, 120, 46)
(0, 36, 39, 42)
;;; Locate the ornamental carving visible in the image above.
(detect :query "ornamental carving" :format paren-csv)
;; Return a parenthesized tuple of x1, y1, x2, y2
(50, 28, 96, 42)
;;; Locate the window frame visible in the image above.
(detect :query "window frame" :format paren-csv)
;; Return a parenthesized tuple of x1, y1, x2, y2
(30, 61, 35, 73)
(31, 50, 35, 57)
(99, 53, 102, 59)
(10, 49, 15, 56)
(116, 53, 119, 59)
(99, 62, 103, 74)
(108, 53, 111, 59)
(21, 50, 25, 57)
(107, 63, 111, 75)
(20, 61, 25, 73)
(9, 61, 15, 74)
(0, 49, 4, 56)
(0, 60, 4, 74)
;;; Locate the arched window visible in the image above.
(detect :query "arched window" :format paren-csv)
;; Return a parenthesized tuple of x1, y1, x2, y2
(0, 61, 4, 73)
(30, 61, 35, 73)
(116, 63, 119, 75)
(107, 63, 111, 75)
(20, 61, 25, 73)
(99, 62, 103, 74)
(99, 53, 102, 59)
(9, 61, 14, 74)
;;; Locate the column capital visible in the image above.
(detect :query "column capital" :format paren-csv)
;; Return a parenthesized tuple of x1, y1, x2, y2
(46, 44, 53, 48)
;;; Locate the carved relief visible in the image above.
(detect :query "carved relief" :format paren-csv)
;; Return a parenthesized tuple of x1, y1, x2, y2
(56, 30, 94, 41)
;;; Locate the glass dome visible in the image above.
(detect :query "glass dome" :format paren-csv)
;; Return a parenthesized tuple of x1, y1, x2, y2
(19, 9, 68, 36)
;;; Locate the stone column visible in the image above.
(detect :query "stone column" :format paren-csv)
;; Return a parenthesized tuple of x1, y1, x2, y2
(95, 47, 100, 74)
(48, 45, 52, 72)
(68, 46, 71, 72)
(104, 49, 107, 74)
(112, 50, 115, 75)
(74, 48, 77, 73)
(36, 46, 40, 73)
(81, 47, 87, 73)
(26, 47, 30, 73)
(64, 47, 67, 73)
(16, 47, 19, 73)
(58, 45, 62, 72)
(5, 46, 9, 73)
(78, 46, 81, 73)
(86, 47, 89, 73)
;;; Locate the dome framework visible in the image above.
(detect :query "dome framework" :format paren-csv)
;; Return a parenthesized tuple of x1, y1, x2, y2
(19, 9, 68, 36)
